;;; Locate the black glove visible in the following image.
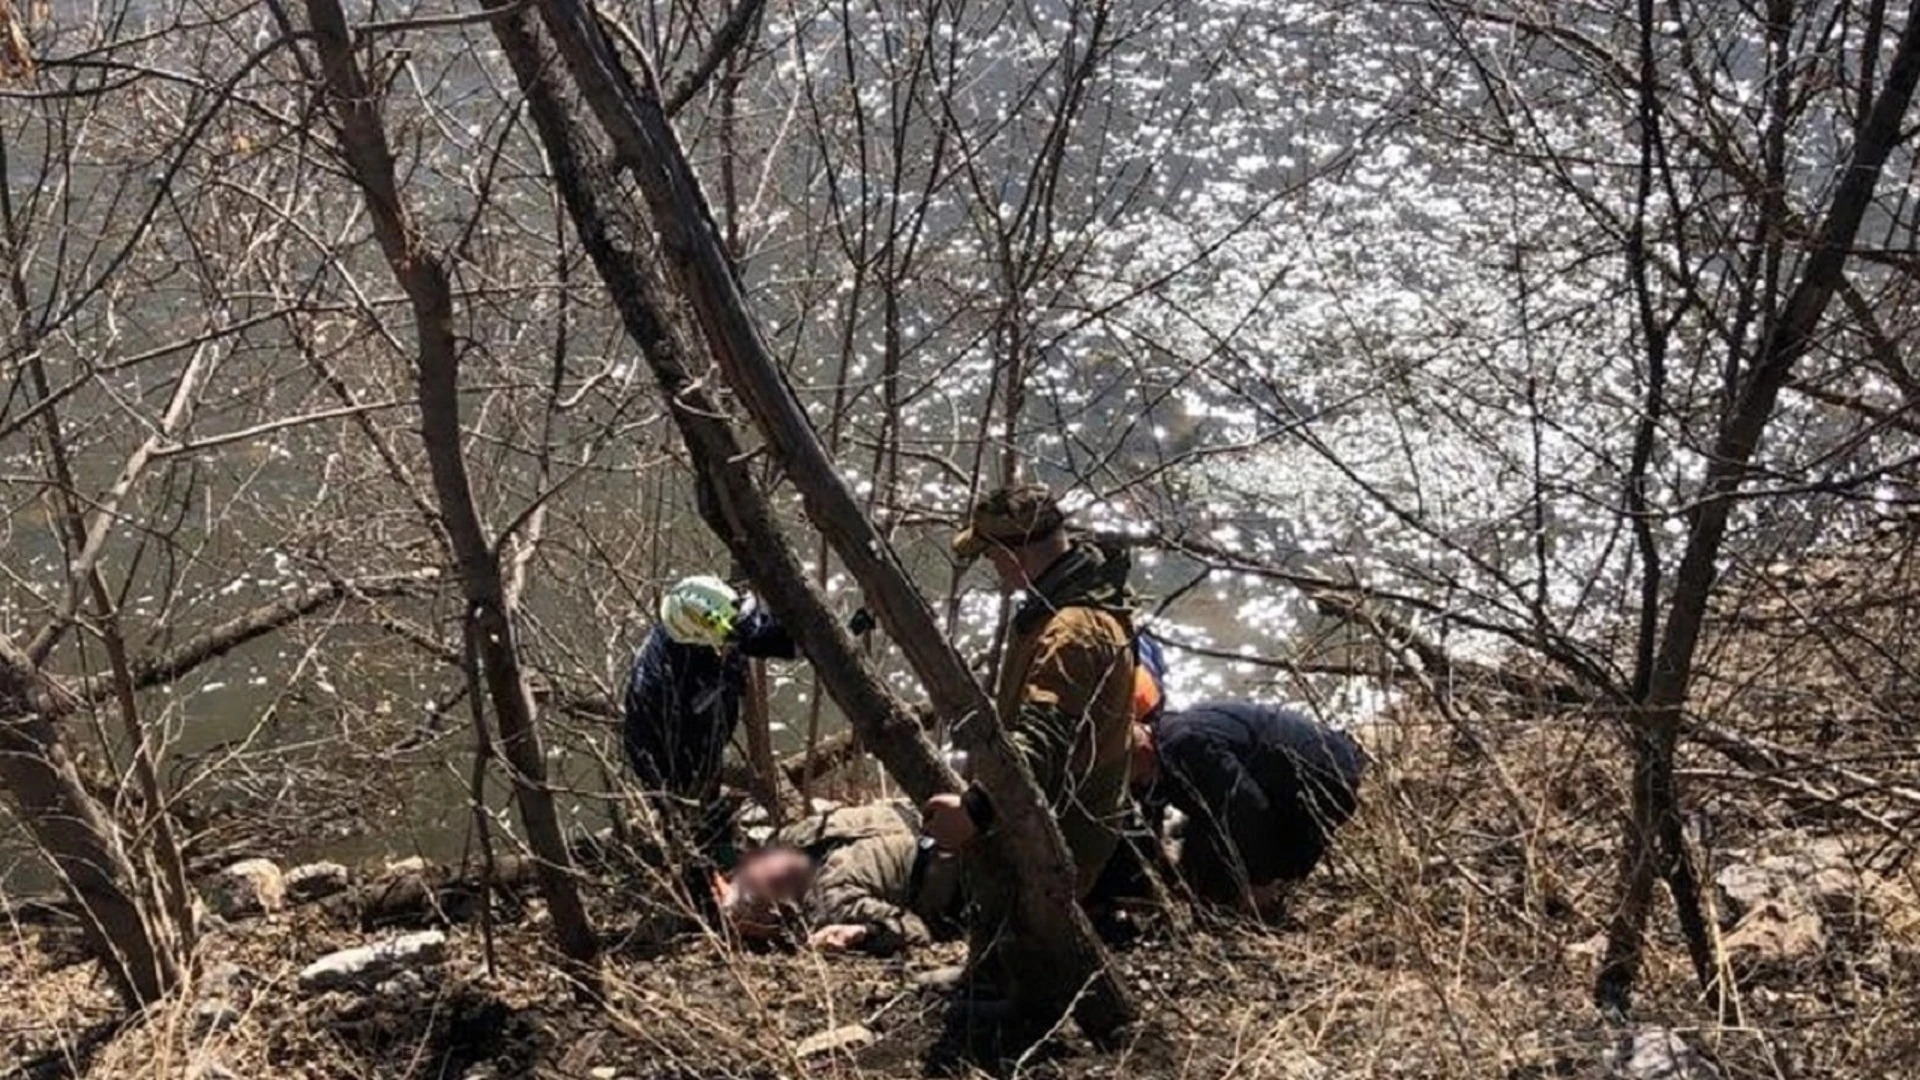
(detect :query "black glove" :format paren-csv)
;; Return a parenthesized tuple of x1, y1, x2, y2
(848, 608, 876, 636)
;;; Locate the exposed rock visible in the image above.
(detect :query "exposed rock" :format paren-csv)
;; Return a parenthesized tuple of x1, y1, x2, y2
(375, 969, 428, 997)
(1716, 841, 1884, 926)
(384, 855, 431, 878)
(1713, 862, 1776, 917)
(1562, 932, 1608, 965)
(191, 960, 249, 1035)
(197, 960, 247, 1000)
(192, 996, 241, 1036)
(795, 1023, 875, 1058)
(912, 964, 967, 991)
(1722, 900, 1827, 973)
(1605, 1026, 1722, 1080)
(210, 858, 285, 919)
(588, 1069, 617, 1080)
(285, 861, 352, 904)
(299, 930, 447, 993)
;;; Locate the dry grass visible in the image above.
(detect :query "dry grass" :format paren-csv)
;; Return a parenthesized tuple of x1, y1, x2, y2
(7, 537, 1920, 1078)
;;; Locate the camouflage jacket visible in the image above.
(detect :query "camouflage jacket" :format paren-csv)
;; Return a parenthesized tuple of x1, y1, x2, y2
(774, 803, 963, 954)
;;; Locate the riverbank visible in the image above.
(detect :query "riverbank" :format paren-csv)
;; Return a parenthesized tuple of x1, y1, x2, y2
(7, 674, 1915, 1079)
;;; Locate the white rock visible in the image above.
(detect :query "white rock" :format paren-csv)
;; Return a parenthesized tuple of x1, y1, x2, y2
(589, 1069, 617, 1080)
(1606, 1026, 1722, 1080)
(285, 861, 352, 904)
(211, 859, 285, 919)
(795, 1023, 875, 1058)
(911, 965, 967, 991)
(299, 930, 447, 993)
(192, 997, 241, 1036)
(375, 970, 428, 997)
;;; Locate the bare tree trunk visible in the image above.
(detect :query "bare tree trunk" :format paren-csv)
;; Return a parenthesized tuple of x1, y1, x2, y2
(2, 123, 191, 1010)
(498, 5, 1135, 1035)
(1596, 4, 1920, 1013)
(739, 658, 785, 826)
(490, 3, 950, 802)
(0, 636, 174, 1007)
(302, 0, 599, 996)
(518, 0, 1136, 1035)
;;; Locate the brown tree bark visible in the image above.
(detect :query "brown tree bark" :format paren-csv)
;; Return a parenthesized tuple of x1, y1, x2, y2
(0, 635, 175, 1007)
(512, 0, 1137, 1035)
(302, 0, 600, 996)
(0, 692, 165, 995)
(738, 659, 785, 826)
(488, 5, 952, 805)
(1596, 2, 1920, 1013)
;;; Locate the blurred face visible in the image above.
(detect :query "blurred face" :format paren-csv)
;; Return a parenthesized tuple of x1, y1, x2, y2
(733, 847, 812, 905)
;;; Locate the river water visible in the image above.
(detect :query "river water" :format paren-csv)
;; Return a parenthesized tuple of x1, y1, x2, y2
(0, 0, 1409, 891)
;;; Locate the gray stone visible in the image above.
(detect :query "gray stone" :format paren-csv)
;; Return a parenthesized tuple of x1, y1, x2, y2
(1606, 1026, 1722, 1080)
(197, 960, 247, 999)
(375, 969, 429, 997)
(285, 861, 352, 904)
(911, 965, 967, 991)
(1718, 843, 1881, 924)
(299, 930, 447, 993)
(210, 858, 285, 919)
(1714, 862, 1775, 916)
(795, 1023, 875, 1058)
(191, 996, 241, 1036)
(1722, 900, 1827, 972)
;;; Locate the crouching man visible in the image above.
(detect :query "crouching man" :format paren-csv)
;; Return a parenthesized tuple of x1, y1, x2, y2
(1135, 702, 1367, 917)
(623, 575, 797, 862)
(717, 802, 964, 955)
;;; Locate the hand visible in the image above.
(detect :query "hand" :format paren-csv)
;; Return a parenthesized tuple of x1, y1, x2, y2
(808, 923, 870, 952)
(922, 793, 978, 850)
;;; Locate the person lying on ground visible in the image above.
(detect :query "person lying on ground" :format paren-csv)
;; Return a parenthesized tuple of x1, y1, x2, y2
(1133, 701, 1367, 918)
(715, 802, 964, 955)
(922, 485, 1140, 900)
(623, 574, 797, 861)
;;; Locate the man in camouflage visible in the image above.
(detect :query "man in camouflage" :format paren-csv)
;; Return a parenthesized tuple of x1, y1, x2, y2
(719, 802, 963, 955)
(922, 484, 1140, 899)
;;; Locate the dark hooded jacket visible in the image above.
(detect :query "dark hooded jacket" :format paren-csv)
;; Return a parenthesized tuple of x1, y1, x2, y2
(622, 603, 796, 809)
(1149, 701, 1366, 900)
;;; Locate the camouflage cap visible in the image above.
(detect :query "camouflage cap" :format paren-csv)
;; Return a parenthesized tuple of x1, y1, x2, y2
(951, 484, 1067, 559)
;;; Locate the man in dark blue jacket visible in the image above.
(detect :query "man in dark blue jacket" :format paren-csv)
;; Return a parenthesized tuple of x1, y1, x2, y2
(1138, 701, 1366, 915)
(624, 575, 797, 858)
